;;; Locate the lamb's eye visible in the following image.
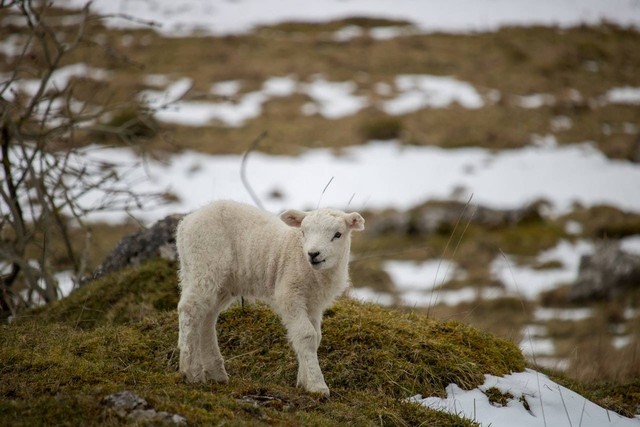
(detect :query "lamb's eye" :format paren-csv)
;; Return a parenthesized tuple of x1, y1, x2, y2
(333, 232, 342, 240)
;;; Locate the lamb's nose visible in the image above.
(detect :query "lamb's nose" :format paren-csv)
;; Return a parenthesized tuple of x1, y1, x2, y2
(308, 251, 320, 260)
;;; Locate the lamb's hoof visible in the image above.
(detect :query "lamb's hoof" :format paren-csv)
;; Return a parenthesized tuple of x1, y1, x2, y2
(205, 369, 229, 384)
(306, 384, 330, 397)
(296, 377, 306, 389)
(182, 369, 206, 384)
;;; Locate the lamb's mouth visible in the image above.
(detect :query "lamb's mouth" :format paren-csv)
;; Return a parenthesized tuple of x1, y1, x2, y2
(310, 259, 326, 267)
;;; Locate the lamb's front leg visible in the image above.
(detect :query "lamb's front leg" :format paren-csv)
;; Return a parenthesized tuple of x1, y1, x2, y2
(282, 311, 329, 396)
(297, 311, 323, 389)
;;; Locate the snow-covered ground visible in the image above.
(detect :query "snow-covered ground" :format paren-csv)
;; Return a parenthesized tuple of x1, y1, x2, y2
(73, 140, 640, 224)
(139, 73, 482, 127)
(356, 237, 638, 317)
(136, 74, 637, 127)
(61, 0, 640, 36)
(1, 63, 109, 102)
(415, 369, 640, 427)
(384, 259, 459, 292)
(382, 75, 484, 114)
(141, 76, 299, 126)
(352, 239, 599, 309)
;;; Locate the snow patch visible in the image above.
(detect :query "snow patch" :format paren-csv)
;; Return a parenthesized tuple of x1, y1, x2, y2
(400, 286, 504, 307)
(333, 25, 416, 41)
(382, 74, 483, 114)
(349, 287, 394, 306)
(516, 94, 555, 109)
(333, 25, 365, 42)
(0, 34, 26, 60)
(606, 87, 640, 105)
(63, 141, 640, 225)
(520, 337, 555, 357)
(491, 240, 594, 300)
(621, 235, 640, 256)
(533, 357, 571, 371)
(142, 76, 296, 127)
(534, 307, 594, 322)
(416, 369, 640, 427)
(3, 63, 109, 102)
(550, 115, 573, 132)
(210, 80, 242, 97)
(564, 220, 583, 236)
(143, 74, 171, 88)
(612, 335, 632, 350)
(384, 259, 458, 292)
(301, 77, 368, 119)
(383, 259, 504, 307)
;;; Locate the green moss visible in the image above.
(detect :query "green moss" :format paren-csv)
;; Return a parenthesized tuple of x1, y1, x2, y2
(484, 387, 513, 407)
(1, 259, 528, 425)
(28, 259, 180, 328)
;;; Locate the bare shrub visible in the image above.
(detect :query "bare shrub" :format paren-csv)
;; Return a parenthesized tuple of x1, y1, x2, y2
(0, 1, 161, 318)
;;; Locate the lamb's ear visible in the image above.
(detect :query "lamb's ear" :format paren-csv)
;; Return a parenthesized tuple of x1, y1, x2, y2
(280, 209, 307, 228)
(345, 212, 365, 232)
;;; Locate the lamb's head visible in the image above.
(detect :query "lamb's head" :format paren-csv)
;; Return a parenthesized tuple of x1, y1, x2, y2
(280, 208, 365, 270)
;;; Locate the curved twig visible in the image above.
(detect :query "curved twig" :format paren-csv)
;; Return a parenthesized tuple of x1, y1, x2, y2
(240, 131, 268, 210)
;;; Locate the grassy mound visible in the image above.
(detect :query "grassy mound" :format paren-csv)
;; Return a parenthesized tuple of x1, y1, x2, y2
(1, 259, 525, 426)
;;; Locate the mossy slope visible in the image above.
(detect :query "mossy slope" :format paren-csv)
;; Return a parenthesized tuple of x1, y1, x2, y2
(1, 259, 525, 426)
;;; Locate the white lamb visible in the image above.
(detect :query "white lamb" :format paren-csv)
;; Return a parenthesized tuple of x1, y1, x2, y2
(176, 200, 364, 396)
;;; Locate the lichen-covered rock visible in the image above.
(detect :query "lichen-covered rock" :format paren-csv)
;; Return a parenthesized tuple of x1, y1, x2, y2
(103, 391, 186, 425)
(102, 390, 147, 415)
(569, 242, 640, 301)
(85, 214, 184, 284)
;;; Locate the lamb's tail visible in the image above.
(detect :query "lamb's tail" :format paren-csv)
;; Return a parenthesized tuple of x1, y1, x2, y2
(175, 218, 187, 289)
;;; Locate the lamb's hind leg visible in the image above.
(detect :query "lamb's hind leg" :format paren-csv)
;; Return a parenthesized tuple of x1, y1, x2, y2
(178, 288, 209, 383)
(200, 290, 234, 383)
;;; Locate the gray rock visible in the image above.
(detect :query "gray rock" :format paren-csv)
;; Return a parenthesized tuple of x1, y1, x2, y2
(366, 209, 411, 234)
(85, 214, 184, 283)
(569, 242, 640, 301)
(633, 136, 640, 164)
(102, 390, 147, 415)
(365, 200, 544, 236)
(415, 202, 543, 234)
(103, 391, 186, 425)
(128, 409, 187, 425)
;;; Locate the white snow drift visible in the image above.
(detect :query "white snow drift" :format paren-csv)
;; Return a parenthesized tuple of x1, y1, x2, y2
(62, 0, 640, 37)
(415, 369, 640, 427)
